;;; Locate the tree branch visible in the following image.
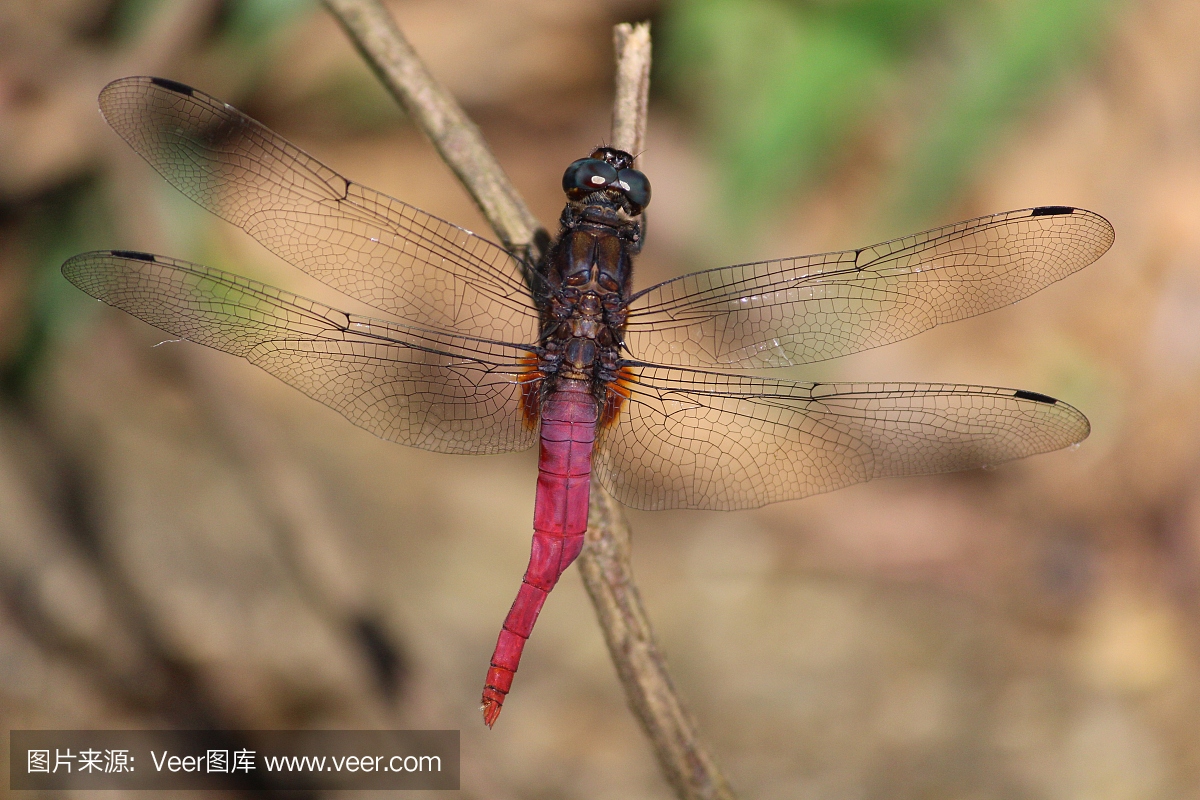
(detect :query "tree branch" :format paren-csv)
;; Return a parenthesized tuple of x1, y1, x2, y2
(575, 23, 736, 800)
(322, 0, 547, 264)
(320, 5, 736, 798)
(581, 481, 737, 800)
(609, 22, 652, 159)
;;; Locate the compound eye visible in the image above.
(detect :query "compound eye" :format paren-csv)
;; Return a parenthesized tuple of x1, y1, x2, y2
(563, 158, 618, 194)
(616, 168, 651, 211)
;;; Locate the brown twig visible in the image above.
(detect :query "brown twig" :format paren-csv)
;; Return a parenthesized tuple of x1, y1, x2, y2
(575, 24, 736, 800)
(320, 5, 736, 798)
(322, 0, 547, 264)
(609, 23, 652, 159)
(581, 483, 737, 800)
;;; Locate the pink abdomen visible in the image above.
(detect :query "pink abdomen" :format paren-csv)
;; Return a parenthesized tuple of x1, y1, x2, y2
(481, 380, 596, 727)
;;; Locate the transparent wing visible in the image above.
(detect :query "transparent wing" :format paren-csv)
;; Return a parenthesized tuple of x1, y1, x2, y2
(595, 366, 1089, 510)
(63, 251, 538, 455)
(98, 76, 539, 341)
(625, 207, 1113, 368)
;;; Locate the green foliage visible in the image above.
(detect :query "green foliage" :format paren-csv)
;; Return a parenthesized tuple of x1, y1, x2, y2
(105, 0, 166, 42)
(220, 0, 315, 44)
(892, 0, 1118, 223)
(109, 0, 313, 45)
(1, 178, 114, 399)
(660, 0, 1119, 234)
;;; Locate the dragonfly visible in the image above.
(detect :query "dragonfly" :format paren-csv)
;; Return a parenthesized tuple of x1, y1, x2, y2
(63, 76, 1113, 727)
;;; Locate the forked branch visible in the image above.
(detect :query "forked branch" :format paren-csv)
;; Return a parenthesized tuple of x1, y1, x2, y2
(321, 4, 736, 798)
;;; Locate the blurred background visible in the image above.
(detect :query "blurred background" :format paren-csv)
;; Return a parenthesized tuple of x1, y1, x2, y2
(1, 0, 1197, 797)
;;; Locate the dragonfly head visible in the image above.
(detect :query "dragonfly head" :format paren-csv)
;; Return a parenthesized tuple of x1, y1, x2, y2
(562, 147, 651, 216)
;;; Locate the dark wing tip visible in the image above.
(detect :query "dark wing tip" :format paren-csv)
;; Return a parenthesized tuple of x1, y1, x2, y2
(148, 76, 196, 96)
(1013, 389, 1058, 404)
(1011, 390, 1090, 447)
(98, 77, 197, 117)
(1028, 205, 1115, 260)
(61, 249, 159, 289)
(1030, 205, 1076, 217)
(110, 249, 157, 262)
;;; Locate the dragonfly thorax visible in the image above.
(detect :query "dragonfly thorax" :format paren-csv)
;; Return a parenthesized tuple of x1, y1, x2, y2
(536, 196, 638, 396)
